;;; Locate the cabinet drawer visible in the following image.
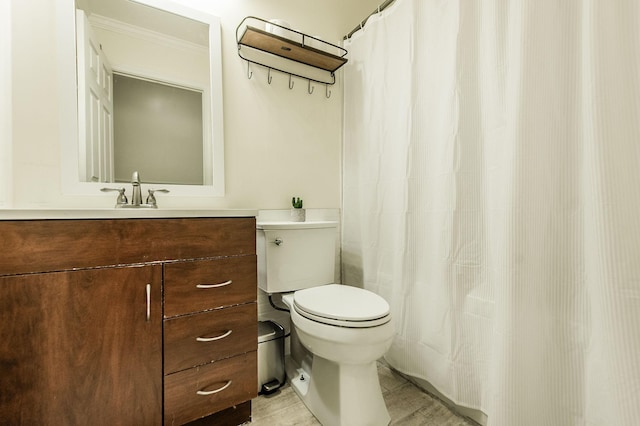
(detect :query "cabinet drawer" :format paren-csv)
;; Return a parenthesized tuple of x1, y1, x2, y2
(0, 218, 256, 276)
(164, 351, 257, 426)
(164, 256, 256, 317)
(164, 303, 257, 374)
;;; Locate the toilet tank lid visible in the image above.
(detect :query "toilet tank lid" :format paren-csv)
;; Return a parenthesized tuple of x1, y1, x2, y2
(257, 221, 338, 230)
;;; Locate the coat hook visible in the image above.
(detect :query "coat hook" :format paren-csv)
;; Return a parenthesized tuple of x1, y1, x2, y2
(325, 84, 331, 99)
(247, 61, 252, 80)
(267, 68, 273, 84)
(308, 80, 314, 94)
(289, 74, 294, 90)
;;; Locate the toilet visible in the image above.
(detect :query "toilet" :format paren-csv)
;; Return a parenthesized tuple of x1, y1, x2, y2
(257, 221, 394, 426)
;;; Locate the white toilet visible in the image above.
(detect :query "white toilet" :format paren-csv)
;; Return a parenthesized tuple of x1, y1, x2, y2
(257, 221, 394, 426)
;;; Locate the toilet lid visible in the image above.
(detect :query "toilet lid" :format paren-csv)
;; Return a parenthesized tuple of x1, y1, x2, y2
(293, 284, 390, 327)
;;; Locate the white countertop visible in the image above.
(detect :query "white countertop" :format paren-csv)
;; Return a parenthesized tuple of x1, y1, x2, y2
(0, 209, 258, 220)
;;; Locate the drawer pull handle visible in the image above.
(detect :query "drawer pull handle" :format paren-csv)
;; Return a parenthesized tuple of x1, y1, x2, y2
(145, 284, 151, 322)
(196, 380, 232, 396)
(196, 280, 232, 289)
(196, 330, 232, 342)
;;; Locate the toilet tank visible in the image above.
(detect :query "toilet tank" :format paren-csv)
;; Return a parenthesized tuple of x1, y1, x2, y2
(257, 221, 338, 294)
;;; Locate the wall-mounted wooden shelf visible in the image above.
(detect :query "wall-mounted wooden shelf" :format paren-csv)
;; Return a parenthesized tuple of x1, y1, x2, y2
(239, 26, 347, 73)
(236, 16, 348, 87)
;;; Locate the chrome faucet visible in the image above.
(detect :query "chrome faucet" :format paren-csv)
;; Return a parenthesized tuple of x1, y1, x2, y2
(131, 171, 143, 206)
(101, 171, 169, 208)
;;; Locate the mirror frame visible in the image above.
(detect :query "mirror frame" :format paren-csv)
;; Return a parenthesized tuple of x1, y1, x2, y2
(57, 0, 225, 197)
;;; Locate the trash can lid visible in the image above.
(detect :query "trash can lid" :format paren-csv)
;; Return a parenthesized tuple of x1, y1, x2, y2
(258, 320, 285, 343)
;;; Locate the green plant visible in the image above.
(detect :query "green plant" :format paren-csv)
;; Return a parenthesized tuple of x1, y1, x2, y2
(292, 197, 303, 209)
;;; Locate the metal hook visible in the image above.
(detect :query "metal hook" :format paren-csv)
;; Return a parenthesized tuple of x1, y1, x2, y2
(308, 80, 314, 94)
(325, 84, 331, 99)
(377, 6, 381, 15)
(247, 61, 252, 79)
(289, 74, 294, 90)
(267, 68, 272, 84)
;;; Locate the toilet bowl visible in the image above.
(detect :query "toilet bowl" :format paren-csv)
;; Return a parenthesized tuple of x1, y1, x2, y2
(283, 285, 394, 426)
(257, 221, 394, 426)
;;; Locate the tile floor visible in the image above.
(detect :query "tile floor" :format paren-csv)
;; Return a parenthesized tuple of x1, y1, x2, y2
(251, 362, 476, 425)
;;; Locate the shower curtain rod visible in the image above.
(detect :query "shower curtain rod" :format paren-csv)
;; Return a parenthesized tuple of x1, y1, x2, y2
(344, 0, 396, 40)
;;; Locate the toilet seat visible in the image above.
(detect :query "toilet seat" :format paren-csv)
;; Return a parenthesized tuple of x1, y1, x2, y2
(293, 284, 391, 328)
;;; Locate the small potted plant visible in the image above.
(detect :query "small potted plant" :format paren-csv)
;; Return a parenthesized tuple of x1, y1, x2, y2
(291, 196, 305, 222)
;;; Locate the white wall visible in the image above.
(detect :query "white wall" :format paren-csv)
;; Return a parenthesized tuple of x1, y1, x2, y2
(7, 0, 382, 209)
(0, 1, 11, 207)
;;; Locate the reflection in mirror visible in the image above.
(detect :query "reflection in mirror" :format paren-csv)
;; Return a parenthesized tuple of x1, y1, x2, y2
(113, 73, 204, 185)
(76, 0, 210, 185)
(60, 0, 224, 196)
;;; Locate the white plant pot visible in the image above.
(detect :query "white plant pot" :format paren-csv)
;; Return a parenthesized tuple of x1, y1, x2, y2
(290, 208, 306, 222)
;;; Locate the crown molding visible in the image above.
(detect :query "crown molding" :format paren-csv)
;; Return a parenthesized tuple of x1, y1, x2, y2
(88, 14, 207, 55)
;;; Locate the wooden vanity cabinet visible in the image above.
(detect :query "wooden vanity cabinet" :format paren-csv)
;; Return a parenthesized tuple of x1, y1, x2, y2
(0, 217, 257, 426)
(163, 251, 258, 425)
(0, 265, 163, 425)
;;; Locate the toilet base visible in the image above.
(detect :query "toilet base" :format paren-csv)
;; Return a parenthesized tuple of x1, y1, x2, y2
(286, 354, 391, 426)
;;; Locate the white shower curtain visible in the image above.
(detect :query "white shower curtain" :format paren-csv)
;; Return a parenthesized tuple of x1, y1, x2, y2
(342, 1, 640, 425)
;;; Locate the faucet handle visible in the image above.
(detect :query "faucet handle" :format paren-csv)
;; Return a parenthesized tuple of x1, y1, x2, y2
(101, 187, 128, 206)
(146, 189, 169, 207)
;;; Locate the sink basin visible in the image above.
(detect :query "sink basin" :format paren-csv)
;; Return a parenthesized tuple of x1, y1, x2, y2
(117, 204, 157, 209)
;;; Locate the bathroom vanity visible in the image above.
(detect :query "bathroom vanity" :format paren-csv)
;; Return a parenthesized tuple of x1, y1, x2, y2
(0, 211, 258, 425)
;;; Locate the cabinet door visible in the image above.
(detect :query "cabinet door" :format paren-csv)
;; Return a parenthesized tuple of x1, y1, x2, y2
(0, 265, 162, 425)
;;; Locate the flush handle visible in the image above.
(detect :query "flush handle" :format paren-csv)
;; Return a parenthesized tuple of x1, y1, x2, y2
(274, 238, 283, 246)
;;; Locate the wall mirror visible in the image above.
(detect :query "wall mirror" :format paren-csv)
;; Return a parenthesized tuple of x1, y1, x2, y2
(59, 0, 224, 197)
